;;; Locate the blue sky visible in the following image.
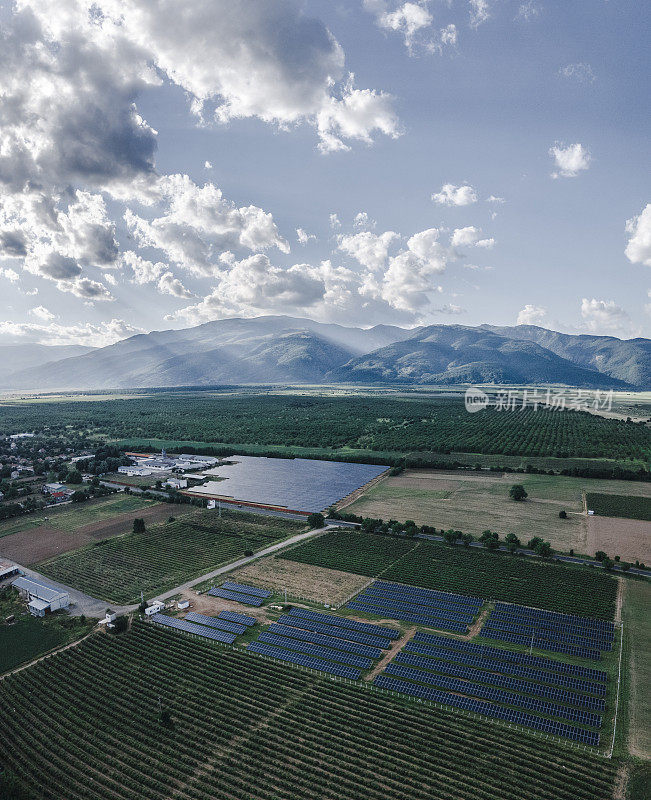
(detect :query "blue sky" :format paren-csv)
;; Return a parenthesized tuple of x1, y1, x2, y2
(0, 0, 649, 346)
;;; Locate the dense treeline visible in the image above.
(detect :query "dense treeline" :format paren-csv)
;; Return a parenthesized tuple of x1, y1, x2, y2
(1, 394, 649, 463)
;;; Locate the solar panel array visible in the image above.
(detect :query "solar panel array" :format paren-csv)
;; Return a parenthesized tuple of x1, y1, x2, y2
(258, 632, 373, 669)
(218, 610, 257, 626)
(345, 581, 483, 634)
(221, 581, 272, 598)
(288, 607, 399, 639)
(374, 675, 600, 746)
(412, 632, 608, 682)
(151, 613, 236, 644)
(185, 611, 247, 635)
(207, 587, 264, 606)
(277, 615, 392, 648)
(481, 603, 614, 660)
(247, 642, 361, 680)
(268, 623, 382, 658)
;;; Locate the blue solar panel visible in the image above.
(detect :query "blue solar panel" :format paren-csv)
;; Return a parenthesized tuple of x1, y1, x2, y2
(364, 586, 483, 611)
(384, 663, 602, 728)
(484, 618, 613, 650)
(277, 615, 392, 649)
(218, 610, 257, 626)
(207, 588, 263, 606)
(394, 651, 605, 710)
(494, 602, 614, 633)
(489, 610, 615, 642)
(372, 581, 483, 606)
(258, 632, 373, 668)
(185, 612, 246, 634)
(350, 595, 475, 623)
(288, 607, 399, 639)
(373, 675, 600, 746)
(268, 623, 382, 658)
(412, 632, 608, 682)
(247, 642, 361, 679)
(221, 581, 272, 598)
(345, 602, 469, 633)
(480, 627, 601, 661)
(151, 614, 237, 644)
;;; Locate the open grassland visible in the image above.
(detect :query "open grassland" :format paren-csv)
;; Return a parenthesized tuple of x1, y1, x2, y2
(586, 493, 651, 522)
(0, 621, 618, 800)
(622, 579, 651, 761)
(346, 470, 651, 560)
(282, 530, 618, 618)
(36, 509, 305, 604)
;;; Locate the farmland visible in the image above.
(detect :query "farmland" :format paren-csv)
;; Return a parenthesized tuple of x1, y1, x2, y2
(585, 493, 651, 522)
(0, 621, 618, 800)
(345, 470, 651, 561)
(37, 509, 305, 604)
(281, 530, 618, 618)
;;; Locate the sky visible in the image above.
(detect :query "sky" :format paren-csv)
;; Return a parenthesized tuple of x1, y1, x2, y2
(0, 0, 649, 347)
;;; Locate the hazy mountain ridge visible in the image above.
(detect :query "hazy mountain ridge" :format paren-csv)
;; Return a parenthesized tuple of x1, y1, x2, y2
(1, 317, 648, 390)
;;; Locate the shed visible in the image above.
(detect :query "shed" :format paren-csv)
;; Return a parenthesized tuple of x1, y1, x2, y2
(12, 576, 70, 616)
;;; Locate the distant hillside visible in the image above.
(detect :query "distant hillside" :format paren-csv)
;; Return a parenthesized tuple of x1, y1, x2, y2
(0, 343, 95, 375)
(1, 317, 647, 390)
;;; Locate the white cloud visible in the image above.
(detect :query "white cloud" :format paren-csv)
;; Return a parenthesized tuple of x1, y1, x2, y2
(157, 272, 196, 299)
(364, 1, 433, 50)
(435, 303, 466, 314)
(431, 183, 478, 206)
(204, 161, 213, 169)
(625, 204, 651, 267)
(353, 211, 375, 229)
(450, 226, 495, 249)
(121, 251, 167, 285)
(0, 268, 20, 283)
(329, 213, 341, 229)
(517, 2, 541, 21)
(486, 195, 505, 204)
(559, 63, 595, 83)
(550, 142, 591, 178)
(296, 228, 317, 245)
(338, 230, 400, 271)
(580, 298, 629, 334)
(517, 304, 547, 325)
(0, 318, 144, 346)
(469, 0, 490, 28)
(29, 306, 55, 321)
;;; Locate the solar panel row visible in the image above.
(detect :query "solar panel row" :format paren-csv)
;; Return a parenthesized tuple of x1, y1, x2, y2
(494, 602, 614, 633)
(402, 643, 606, 698)
(384, 663, 602, 728)
(151, 614, 236, 644)
(351, 594, 476, 623)
(393, 653, 605, 711)
(185, 611, 247, 635)
(373, 675, 600, 746)
(288, 607, 399, 639)
(207, 588, 263, 606)
(221, 581, 272, 598)
(484, 618, 613, 650)
(489, 610, 615, 643)
(412, 632, 608, 682)
(481, 627, 601, 661)
(247, 642, 361, 680)
(345, 602, 469, 634)
(372, 581, 483, 606)
(268, 623, 382, 659)
(258, 632, 373, 669)
(218, 610, 257, 626)
(363, 586, 482, 613)
(277, 615, 391, 649)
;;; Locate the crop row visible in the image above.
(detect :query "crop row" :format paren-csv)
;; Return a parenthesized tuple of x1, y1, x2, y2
(0, 622, 617, 800)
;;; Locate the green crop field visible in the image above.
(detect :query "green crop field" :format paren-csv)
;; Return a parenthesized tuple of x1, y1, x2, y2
(586, 493, 651, 521)
(282, 530, 618, 618)
(36, 509, 306, 604)
(0, 621, 618, 800)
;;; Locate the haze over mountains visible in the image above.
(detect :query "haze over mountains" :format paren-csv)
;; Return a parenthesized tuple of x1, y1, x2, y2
(1, 316, 649, 390)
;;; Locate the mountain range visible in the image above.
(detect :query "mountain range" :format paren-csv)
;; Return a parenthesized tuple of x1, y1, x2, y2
(1, 316, 649, 390)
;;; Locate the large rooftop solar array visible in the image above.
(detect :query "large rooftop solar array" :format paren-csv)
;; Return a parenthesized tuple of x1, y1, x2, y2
(345, 581, 483, 634)
(373, 675, 600, 746)
(412, 632, 608, 682)
(218, 610, 257, 626)
(248, 642, 362, 679)
(268, 623, 383, 659)
(151, 613, 237, 644)
(221, 581, 272, 598)
(188, 454, 388, 512)
(185, 611, 247, 635)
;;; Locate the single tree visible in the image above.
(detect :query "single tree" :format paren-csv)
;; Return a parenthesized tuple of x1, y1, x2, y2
(460, 532, 473, 547)
(509, 484, 528, 502)
(133, 518, 146, 533)
(306, 513, 325, 529)
(558, 510, 567, 519)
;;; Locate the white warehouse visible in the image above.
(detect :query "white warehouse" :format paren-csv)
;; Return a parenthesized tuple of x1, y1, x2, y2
(13, 576, 70, 617)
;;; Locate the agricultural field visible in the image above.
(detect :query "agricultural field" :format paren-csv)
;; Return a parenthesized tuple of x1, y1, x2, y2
(622, 579, 651, 761)
(1, 392, 649, 462)
(0, 497, 188, 566)
(586, 493, 651, 522)
(36, 509, 306, 604)
(345, 470, 651, 561)
(0, 588, 92, 674)
(281, 530, 618, 618)
(0, 620, 618, 800)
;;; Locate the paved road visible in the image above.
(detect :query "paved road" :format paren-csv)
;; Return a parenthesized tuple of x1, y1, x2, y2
(152, 525, 328, 602)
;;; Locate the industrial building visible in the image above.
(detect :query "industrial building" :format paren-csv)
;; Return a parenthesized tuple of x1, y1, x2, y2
(12, 576, 70, 617)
